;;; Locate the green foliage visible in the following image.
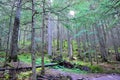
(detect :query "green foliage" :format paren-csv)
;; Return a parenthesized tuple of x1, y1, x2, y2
(18, 53, 51, 64)
(36, 57, 50, 65)
(52, 65, 87, 74)
(18, 71, 32, 80)
(0, 51, 5, 56)
(61, 68, 87, 74)
(18, 53, 31, 63)
(18, 68, 42, 80)
(19, 40, 31, 48)
(4, 70, 10, 80)
(72, 60, 90, 67)
(74, 29, 88, 38)
(0, 52, 5, 65)
(89, 65, 103, 73)
(72, 40, 78, 54)
(66, 59, 103, 73)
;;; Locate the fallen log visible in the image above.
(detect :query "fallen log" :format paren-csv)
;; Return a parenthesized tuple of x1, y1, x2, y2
(0, 63, 58, 71)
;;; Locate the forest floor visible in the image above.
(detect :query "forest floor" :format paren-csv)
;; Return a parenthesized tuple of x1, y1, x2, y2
(40, 61, 120, 80)
(28, 60, 120, 80)
(0, 52, 120, 80)
(44, 68, 120, 80)
(14, 61, 120, 80)
(0, 61, 120, 80)
(98, 62, 120, 73)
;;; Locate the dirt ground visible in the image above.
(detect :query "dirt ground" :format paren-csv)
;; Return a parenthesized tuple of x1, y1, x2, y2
(44, 69, 120, 80)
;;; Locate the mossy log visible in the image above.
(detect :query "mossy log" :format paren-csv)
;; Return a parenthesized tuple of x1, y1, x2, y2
(0, 63, 58, 71)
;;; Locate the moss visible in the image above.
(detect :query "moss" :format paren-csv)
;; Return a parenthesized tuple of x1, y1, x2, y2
(18, 53, 31, 63)
(17, 68, 41, 79)
(18, 53, 51, 64)
(89, 65, 103, 73)
(63, 68, 87, 74)
(52, 66, 87, 74)
(18, 71, 32, 80)
(0, 51, 5, 57)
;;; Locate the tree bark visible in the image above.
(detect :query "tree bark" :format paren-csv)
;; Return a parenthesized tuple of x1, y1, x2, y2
(0, 38, 1, 50)
(57, 16, 60, 50)
(9, 0, 22, 80)
(6, 3, 14, 56)
(95, 22, 108, 62)
(31, 0, 37, 79)
(47, 14, 52, 56)
(9, 0, 22, 62)
(110, 28, 120, 61)
(60, 23, 63, 56)
(67, 30, 72, 58)
(41, 0, 45, 75)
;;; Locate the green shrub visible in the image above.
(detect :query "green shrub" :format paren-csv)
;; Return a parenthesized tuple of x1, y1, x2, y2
(89, 65, 103, 73)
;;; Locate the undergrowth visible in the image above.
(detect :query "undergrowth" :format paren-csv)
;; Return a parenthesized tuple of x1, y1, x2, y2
(51, 65, 87, 74)
(18, 53, 51, 65)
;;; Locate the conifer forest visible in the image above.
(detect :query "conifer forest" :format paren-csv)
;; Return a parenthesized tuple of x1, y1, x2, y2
(0, 0, 120, 80)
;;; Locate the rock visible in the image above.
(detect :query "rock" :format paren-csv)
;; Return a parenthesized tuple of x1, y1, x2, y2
(77, 78, 85, 80)
(76, 65, 90, 71)
(81, 66, 90, 71)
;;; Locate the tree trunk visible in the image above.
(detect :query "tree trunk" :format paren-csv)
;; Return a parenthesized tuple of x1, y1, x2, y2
(67, 30, 72, 58)
(23, 30, 26, 46)
(41, 0, 45, 75)
(9, 0, 22, 80)
(116, 26, 120, 47)
(47, 14, 52, 56)
(95, 22, 108, 62)
(110, 28, 120, 61)
(0, 38, 1, 50)
(9, 0, 22, 62)
(6, 3, 14, 56)
(31, 0, 37, 79)
(92, 25, 98, 64)
(57, 16, 60, 50)
(60, 25, 63, 56)
(76, 27, 81, 59)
